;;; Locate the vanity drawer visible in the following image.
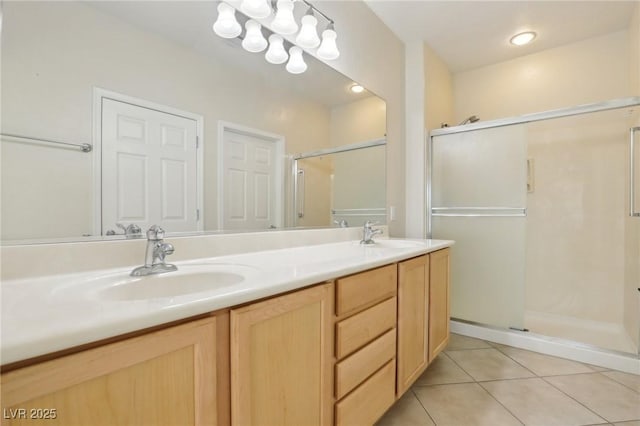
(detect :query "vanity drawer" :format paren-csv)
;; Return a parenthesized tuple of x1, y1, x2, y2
(335, 328, 396, 399)
(334, 359, 396, 426)
(335, 264, 397, 316)
(336, 297, 397, 359)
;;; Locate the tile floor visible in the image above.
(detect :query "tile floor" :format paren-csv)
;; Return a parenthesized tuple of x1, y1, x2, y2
(376, 334, 640, 426)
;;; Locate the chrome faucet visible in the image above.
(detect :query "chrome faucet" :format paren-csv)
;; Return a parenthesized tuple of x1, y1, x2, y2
(130, 225, 177, 276)
(360, 220, 383, 245)
(333, 219, 349, 228)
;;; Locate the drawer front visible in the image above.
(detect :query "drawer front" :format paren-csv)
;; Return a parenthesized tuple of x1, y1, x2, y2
(336, 264, 397, 316)
(336, 297, 397, 359)
(335, 328, 396, 399)
(335, 359, 396, 426)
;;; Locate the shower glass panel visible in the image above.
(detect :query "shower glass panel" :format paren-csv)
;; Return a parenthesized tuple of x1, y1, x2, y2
(431, 125, 528, 330)
(524, 107, 639, 355)
(430, 99, 640, 357)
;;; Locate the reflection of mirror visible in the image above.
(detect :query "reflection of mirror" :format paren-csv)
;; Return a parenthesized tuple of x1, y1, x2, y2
(295, 142, 386, 228)
(0, 1, 386, 242)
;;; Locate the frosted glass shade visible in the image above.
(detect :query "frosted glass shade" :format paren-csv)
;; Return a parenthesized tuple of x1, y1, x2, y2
(265, 34, 289, 64)
(317, 29, 339, 60)
(286, 46, 307, 74)
(295, 15, 320, 49)
(240, 0, 271, 19)
(271, 0, 298, 35)
(242, 20, 268, 53)
(213, 3, 242, 39)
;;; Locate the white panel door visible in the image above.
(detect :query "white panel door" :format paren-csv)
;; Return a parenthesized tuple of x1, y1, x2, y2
(101, 98, 199, 234)
(222, 130, 278, 230)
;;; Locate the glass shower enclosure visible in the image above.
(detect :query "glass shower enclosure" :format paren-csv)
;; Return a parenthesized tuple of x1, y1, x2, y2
(429, 97, 640, 357)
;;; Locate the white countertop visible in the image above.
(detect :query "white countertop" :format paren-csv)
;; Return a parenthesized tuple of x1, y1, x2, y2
(1, 238, 453, 365)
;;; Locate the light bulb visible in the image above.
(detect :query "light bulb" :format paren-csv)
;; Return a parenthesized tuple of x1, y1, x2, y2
(286, 46, 307, 74)
(317, 28, 339, 60)
(510, 31, 536, 46)
(265, 34, 289, 64)
(240, 0, 271, 19)
(296, 14, 320, 49)
(271, 0, 298, 35)
(242, 19, 268, 53)
(213, 3, 242, 39)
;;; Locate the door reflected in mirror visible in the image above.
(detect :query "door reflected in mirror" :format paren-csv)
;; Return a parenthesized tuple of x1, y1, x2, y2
(0, 1, 386, 243)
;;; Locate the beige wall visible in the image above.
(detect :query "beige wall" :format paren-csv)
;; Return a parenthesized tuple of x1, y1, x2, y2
(330, 96, 386, 147)
(453, 30, 631, 123)
(312, 2, 405, 236)
(424, 44, 454, 131)
(1, 1, 330, 239)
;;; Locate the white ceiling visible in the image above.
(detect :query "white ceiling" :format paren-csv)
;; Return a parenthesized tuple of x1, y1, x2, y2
(365, 0, 638, 72)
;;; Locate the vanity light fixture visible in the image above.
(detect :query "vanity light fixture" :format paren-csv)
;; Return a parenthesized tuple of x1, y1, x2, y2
(212, 0, 340, 74)
(295, 12, 321, 49)
(510, 31, 536, 46)
(240, 0, 271, 19)
(317, 25, 339, 60)
(265, 34, 289, 64)
(242, 19, 268, 52)
(213, 2, 242, 39)
(286, 46, 307, 74)
(272, 0, 298, 35)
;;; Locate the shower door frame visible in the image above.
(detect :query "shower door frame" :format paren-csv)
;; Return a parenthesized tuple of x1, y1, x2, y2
(426, 96, 640, 355)
(427, 96, 640, 238)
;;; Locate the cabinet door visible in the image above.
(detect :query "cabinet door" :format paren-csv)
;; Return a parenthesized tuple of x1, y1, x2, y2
(397, 255, 430, 396)
(429, 248, 451, 360)
(1, 316, 220, 426)
(230, 283, 333, 426)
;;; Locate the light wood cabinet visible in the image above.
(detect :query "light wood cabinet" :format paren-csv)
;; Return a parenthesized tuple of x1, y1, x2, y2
(230, 283, 333, 426)
(396, 255, 430, 396)
(333, 266, 397, 425)
(1, 315, 225, 426)
(429, 248, 451, 361)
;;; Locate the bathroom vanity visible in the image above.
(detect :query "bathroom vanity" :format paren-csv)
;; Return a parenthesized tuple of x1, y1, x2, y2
(1, 236, 451, 425)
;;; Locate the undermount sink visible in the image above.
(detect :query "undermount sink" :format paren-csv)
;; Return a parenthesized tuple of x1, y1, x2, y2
(70, 264, 257, 301)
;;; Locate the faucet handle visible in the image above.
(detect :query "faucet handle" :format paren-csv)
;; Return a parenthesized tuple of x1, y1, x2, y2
(364, 220, 380, 228)
(146, 225, 165, 240)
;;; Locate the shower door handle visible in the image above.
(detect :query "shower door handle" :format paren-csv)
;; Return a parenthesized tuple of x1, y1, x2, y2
(631, 126, 640, 217)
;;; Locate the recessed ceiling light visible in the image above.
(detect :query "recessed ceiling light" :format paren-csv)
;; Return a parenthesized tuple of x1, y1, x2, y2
(350, 84, 364, 94)
(510, 31, 536, 46)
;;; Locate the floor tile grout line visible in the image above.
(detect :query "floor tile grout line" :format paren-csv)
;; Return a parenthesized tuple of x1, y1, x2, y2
(441, 350, 482, 383)
(449, 341, 527, 425)
(488, 344, 541, 377)
(465, 339, 611, 425)
(539, 374, 610, 424)
(409, 387, 438, 426)
(475, 380, 525, 425)
(447, 347, 538, 382)
(599, 371, 640, 394)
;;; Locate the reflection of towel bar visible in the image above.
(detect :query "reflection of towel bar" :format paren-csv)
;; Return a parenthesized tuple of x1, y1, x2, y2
(332, 208, 386, 217)
(332, 213, 387, 217)
(431, 207, 526, 217)
(1, 132, 93, 152)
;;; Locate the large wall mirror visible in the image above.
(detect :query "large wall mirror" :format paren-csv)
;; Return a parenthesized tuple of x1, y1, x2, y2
(1, 1, 386, 243)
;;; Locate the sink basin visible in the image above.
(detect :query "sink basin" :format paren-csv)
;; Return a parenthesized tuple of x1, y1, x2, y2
(58, 264, 258, 301)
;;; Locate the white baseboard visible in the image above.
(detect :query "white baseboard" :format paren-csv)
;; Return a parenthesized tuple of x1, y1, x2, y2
(450, 319, 640, 375)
